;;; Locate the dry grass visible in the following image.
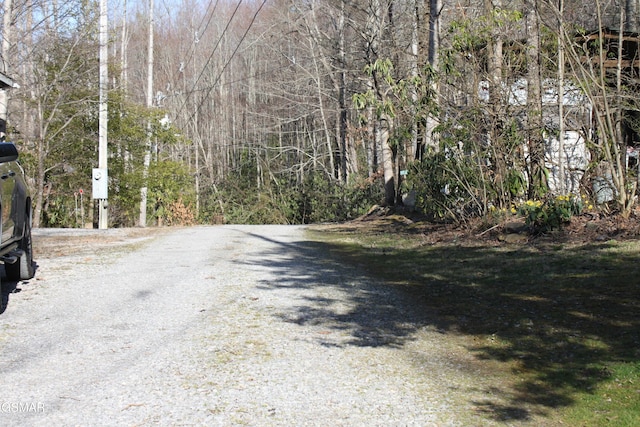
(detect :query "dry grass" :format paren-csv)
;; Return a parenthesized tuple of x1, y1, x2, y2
(32, 227, 170, 259)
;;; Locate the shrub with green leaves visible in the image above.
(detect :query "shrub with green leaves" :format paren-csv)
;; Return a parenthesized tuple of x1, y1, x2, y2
(147, 160, 196, 226)
(517, 195, 591, 231)
(406, 148, 489, 222)
(199, 170, 383, 225)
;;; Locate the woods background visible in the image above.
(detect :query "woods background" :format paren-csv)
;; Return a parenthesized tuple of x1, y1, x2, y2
(1, 0, 638, 228)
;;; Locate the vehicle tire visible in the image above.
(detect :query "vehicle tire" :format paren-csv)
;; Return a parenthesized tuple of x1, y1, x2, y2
(5, 209, 35, 281)
(0, 283, 6, 314)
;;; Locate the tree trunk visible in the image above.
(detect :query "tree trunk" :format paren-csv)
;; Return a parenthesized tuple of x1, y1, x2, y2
(625, 0, 640, 32)
(337, 0, 348, 182)
(485, 0, 503, 148)
(525, 0, 546, 199)
(0, 0, 13, 140)
(120, 0, 129, 96)
(425, 0, 440, 152)
(378, 118, 395, 206)
(614, 9, 635, 214)
(557, 0, 566, 194)
(32, 93, 49, 228)
(408, 2, 419, 160)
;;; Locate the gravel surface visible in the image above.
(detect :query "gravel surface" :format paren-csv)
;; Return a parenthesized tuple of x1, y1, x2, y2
(0, 225, 536, 426)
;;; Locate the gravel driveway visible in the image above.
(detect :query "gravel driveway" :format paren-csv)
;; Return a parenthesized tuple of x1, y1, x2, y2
(0, 225, 532, 426)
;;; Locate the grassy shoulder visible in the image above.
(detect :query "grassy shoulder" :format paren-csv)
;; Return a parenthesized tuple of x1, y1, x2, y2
(307, 213, 640, 426)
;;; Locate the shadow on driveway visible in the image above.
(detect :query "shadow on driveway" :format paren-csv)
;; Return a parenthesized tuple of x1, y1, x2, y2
(232, 228, 640, 424)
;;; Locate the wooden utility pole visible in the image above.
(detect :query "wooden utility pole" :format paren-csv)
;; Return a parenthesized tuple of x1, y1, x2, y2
(98, 0, 109, 229)
(139, 0, 154, 227)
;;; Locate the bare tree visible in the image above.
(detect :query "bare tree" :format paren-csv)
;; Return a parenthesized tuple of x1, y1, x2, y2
(5, 1, 100, 227)
(556, 0, 639, 215)
(525, 0, 547, 198)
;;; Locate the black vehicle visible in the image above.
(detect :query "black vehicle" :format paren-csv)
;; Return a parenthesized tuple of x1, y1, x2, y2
(0, 142, 34, 311)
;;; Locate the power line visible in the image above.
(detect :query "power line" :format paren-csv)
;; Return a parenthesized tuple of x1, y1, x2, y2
(178, 0, 268, 125)
(164, 0, 220, 90)
(166, 60, 294, 99)
(174, 0, 243, 120)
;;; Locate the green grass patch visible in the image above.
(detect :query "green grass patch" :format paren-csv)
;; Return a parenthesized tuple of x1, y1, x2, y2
(307, 224, 640, 425)
(561, 361, 640, 426)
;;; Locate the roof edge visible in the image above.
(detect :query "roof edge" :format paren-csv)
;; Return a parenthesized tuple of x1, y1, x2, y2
(0, 71, 14, 89)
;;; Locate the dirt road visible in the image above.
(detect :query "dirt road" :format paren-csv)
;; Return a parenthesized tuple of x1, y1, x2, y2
(0, 225, 536, 426)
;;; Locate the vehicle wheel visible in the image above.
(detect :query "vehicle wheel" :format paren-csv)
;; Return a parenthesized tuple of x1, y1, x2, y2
(0, 284, 6, 314)
(5, 209, 35, 281)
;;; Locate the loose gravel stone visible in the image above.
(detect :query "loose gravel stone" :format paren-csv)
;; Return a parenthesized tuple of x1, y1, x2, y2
(0, 225, 541, 426)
